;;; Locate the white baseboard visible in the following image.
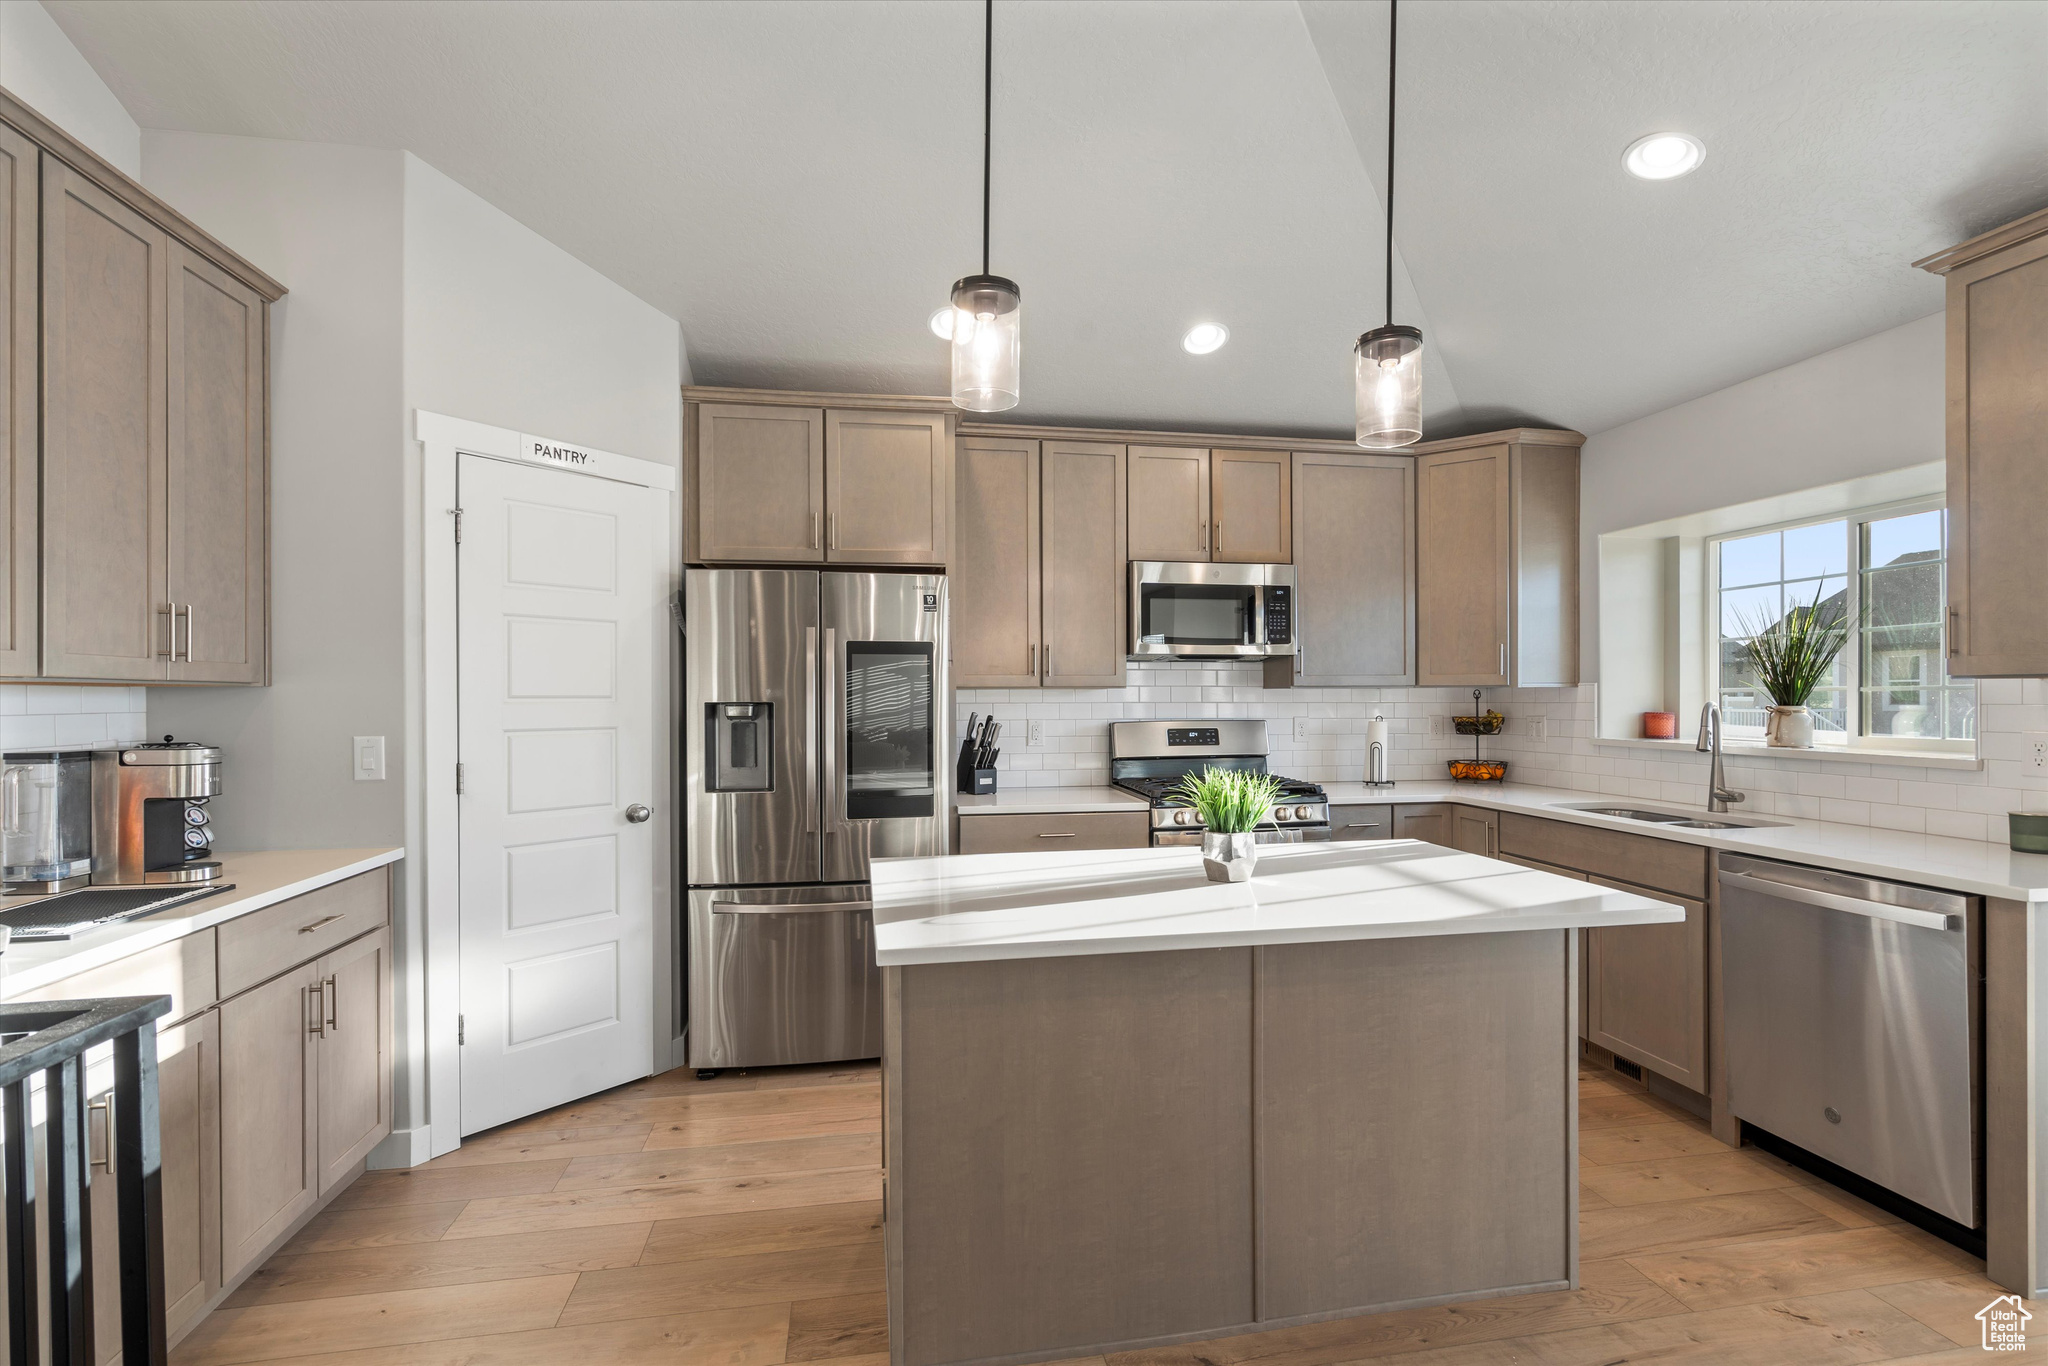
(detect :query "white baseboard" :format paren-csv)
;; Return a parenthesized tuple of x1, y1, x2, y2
(368, 1125, 435, 1170)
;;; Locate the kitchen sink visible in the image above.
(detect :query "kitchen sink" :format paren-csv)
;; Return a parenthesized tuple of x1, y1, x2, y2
(1552, 802, 1787, 830)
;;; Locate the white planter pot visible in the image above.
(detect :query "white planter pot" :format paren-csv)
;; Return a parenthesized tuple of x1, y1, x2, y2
(1766, 705, 1815, 748)
(1201, 831, 1259, 883)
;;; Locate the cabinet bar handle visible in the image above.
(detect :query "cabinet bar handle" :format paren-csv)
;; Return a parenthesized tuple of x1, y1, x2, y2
(1948, 607, 1960, 657)
(298, 914, 344, 935)
(1215, 519, 1222, 552)
(325, 975, 338, 1032)
(811, 512, 820, 549)
(1499, 642, 1507, 676)
(158, 603, 175, 659)
(1345, 822, 1383, 828)
(1045, 646, 1053, 679)
(87, 1095, 112, 1172)
(1028, 643, 1036, 676)
(1200, 521, 1208, 554)
(1037, 832, 1078, 839)
(306, 985, 325, 1038)
(829, 513, 838, 550)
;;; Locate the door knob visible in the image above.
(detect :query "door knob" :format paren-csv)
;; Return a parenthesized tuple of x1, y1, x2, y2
(625, 804, 653, 824)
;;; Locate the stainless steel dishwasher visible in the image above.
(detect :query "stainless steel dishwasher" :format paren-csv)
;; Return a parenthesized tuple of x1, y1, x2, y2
(1719, 853, 1979, 1227)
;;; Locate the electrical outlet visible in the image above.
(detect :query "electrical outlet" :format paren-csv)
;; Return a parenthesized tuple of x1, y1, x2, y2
(1526, 715, 1547, 740)
(2029, 733, 2048, 773)
(1293, 717, 1311, 742)
(1027, 719, 1045, 747)
(1429, 714, 1446, 737)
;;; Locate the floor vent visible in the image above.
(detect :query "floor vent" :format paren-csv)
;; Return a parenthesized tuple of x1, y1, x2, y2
(1610, 1056, 1643, 1081)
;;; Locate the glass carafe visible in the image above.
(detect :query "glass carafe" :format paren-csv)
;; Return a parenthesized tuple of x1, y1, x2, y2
(2, 750, 93, 892)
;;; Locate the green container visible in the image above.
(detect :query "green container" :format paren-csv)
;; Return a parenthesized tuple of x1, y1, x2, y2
(2010, 813, 2048, 854)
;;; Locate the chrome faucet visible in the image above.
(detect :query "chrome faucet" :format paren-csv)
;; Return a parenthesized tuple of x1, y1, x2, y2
(1696, 703, 1746, 814)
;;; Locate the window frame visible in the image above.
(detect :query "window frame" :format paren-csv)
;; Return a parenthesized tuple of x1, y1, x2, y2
(1705, 495, 1970, 754)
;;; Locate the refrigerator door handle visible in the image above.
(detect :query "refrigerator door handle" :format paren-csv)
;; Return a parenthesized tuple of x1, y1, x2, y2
(712, 899, 873, 916)
(822, 626, 839, 828)
(804, 624, 819, 833)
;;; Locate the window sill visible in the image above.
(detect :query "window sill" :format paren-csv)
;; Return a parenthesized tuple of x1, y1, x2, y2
(1590, 736, 1982, 771)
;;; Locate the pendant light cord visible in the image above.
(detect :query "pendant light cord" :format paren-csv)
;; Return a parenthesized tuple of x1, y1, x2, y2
(1384, 0, 1396, 327)
(982, 0, 993, 276)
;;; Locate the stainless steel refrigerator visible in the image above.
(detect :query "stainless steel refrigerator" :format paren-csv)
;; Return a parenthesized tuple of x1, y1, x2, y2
(683, 568, 947, 1071)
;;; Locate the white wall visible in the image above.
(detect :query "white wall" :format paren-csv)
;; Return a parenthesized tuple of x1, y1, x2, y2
(1580, 313, 1946, 680)
(0, 0, 137, 176)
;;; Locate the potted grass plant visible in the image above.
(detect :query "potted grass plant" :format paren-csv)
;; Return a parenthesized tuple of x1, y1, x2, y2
(1171, 766, 1285, 882)
(1735, 584, 1850, 748)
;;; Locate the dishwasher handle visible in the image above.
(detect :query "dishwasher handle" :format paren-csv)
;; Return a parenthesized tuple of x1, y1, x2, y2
(1719, 868, 1961, 932)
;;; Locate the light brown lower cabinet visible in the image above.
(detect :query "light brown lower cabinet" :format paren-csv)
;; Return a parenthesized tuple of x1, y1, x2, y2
(1583, 875, 1707, 1093)
(221, 925, 394, 1281)
(1329, 803, 1393, 840)
(219, 959, 322, 1281)
(1393, 803, 1495, 855)
(85, 1010, 219, 1359)
(955, 810, 1150, 855)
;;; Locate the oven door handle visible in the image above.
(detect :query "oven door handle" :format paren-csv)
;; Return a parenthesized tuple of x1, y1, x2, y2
(1718, 869, 1961, 932)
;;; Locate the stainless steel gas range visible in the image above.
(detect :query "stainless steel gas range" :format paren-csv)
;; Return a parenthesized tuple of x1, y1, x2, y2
(1108, 720, 1330, 845)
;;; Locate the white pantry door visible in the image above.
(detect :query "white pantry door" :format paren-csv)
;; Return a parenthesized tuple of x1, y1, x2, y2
(457, 452, 658, 1135)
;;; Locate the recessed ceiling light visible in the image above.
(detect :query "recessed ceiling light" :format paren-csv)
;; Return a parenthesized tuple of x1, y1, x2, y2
(1182, 322, 1229, 355)
(1623, 132, 1706, 180)
(928, 306, 956, 340)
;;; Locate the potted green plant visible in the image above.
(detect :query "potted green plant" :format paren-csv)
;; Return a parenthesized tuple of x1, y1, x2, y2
(1734, 584, 1850, 748)
(1171, 767, 1285, 882)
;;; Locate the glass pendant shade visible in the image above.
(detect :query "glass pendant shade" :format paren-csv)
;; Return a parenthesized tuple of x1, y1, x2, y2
(1354, 324, 1423, 449)
(949, 274, 1022, 412)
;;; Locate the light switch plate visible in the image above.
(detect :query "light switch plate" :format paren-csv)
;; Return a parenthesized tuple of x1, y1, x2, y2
(1526, 716, 1547, 740)
(1027, 720, 1045, 747)
(1429, 714, 1446, 737)
(353, 735, 386, 782)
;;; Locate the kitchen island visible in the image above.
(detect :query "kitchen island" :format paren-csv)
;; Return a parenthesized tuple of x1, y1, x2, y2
(871, 839, 1683, 1366)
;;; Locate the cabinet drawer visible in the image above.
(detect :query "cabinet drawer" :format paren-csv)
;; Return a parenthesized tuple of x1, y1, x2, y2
(218, 871, 389, 997)
(1330, 804, 1393, 840)
(956, 811, 1150, 855)
(19, 927, 218, 1025)
(1497, 812, 1706, 900)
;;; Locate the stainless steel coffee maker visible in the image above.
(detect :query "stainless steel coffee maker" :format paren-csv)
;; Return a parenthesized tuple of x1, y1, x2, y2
(2, 749, 95, 894)
(92, 738, 223, 885)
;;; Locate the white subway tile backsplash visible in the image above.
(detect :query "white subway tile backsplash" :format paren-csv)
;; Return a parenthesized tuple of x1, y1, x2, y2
(956, 666, 2042, 843)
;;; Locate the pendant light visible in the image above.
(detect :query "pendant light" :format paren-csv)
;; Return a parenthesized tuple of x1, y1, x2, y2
(1355, 0, 1422, 448)
(949, 0, 1022, 412)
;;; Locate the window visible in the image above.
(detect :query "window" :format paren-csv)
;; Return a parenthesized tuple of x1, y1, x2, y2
(1712, 504, 1973, 749)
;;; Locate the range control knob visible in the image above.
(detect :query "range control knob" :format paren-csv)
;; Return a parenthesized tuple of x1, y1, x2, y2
(1294, 805, 1313, 821)
(1172, 809, 1190, 826)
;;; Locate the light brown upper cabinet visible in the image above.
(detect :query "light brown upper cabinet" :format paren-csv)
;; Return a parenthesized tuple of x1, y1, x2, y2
(2, 89, 282, 683)
(952, 437, 1124, 689)
(1414, 430, 1581, 688)
(1916, 208, 2048, 677)
(688, 397, 952, 567)
(693, 402, 826, 562)
(953, 436, 1040, 686)
(168, 244, 267, 683)
(1289, 451, 1413, 685)
(1210, 449, 1290, 563)
(0, 121, 34, 678)
(1040, 441, 1127, 687)
(1128, 445, 1210, 561)
(1128, 445, 1291, 564)
(40, 157, 169, 682)
(825, 408, 950, 565)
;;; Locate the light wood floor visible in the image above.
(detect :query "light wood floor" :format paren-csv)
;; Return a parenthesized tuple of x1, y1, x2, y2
(171, 1059, 2035, 1366)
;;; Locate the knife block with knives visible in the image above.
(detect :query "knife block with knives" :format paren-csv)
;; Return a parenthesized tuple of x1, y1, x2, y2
(957, 712, 1000, 795)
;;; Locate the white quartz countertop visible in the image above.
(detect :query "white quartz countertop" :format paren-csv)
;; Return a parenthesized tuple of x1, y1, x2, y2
(1322, 780, 2048, 903)
(1, 847, 405, 999)
(953, 786, 1149, 815)
(871, 840, 1681, 966)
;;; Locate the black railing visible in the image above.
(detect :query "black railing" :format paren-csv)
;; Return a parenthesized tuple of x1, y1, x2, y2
(1, 994, 172, 1366)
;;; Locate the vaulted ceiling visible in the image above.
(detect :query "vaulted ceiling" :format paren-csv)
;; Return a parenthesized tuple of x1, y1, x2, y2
(43, 0, 2048, 438)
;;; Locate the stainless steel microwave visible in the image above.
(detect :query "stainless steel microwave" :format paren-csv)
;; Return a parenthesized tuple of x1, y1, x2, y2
(1129, 561, 1296, 659)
